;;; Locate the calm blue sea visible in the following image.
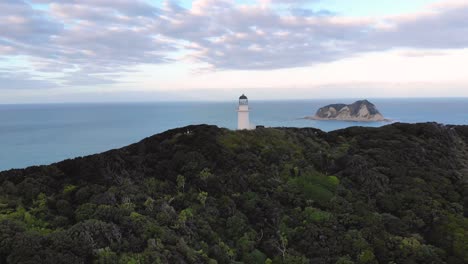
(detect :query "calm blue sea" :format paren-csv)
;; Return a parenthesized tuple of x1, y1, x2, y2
(1, 98, 467, 171)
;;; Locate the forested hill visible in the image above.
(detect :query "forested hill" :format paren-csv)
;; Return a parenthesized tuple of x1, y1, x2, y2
(0, 123, 467, 264)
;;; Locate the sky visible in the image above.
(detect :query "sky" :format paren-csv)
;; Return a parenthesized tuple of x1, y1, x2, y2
(1, 0, 468, 103)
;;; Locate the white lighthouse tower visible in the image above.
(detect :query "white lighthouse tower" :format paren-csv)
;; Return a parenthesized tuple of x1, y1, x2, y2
(237, 94, 250, 130)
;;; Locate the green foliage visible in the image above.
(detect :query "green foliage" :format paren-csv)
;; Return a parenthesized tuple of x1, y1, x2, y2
(63, 184, 78, 194)
(218, 240, 236, 261)
(244, 249, 267, 263)
(95, 247, 118, 264)
(282, 254, 309, 264)
(120, 201, 136, 211)
(177, 208, 193, 228)
(75, 203, 97, 222)
(329, 142, 351, 161)
(144, 178, 167, 197)
(0, 124, 465, 263)
(218, 128, 302, 162)
(34, 193, 47, 209)
(197, 191, 208, 207)
(336, 256, 355, 264)
(327, 176, 340, 186)
(303, 207, 332, 223)
(288, 172, 337, 205)
(400, 236, 421, 253)
(176, 175, 185, 193)
(199, 168, 213, 181)
(358, 249, 375, 264)
(143, 197, 155, 211)
(432, 214, 468, 262)
(0, 206, 51, 233)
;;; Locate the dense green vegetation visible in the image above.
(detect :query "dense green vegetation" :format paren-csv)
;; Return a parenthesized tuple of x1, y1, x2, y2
(0, 123, 467, 264)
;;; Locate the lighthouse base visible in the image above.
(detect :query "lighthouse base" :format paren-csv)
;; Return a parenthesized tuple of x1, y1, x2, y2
(237, 110, 251, 130)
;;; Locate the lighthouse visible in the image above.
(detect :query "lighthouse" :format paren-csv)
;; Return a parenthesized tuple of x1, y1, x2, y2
(237, 94, 250, 130)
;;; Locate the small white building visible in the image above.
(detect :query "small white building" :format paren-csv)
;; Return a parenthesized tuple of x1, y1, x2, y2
(237, 94, 251, 130)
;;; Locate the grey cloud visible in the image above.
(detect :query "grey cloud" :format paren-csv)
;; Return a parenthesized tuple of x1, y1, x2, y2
(0, 1, 63, 44)
(158, 1, 367, 69)
(1, 0, 468, 87)
(33, 0, 159, 17)
(370, 5, 468, 50)
(0, 0, 172, 87)
(160, 0, 468, 69)
(54, 27, 174, 68)
(0, 72, 59, 89)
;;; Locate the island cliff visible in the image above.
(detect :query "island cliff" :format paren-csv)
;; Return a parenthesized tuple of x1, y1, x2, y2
(0, 123, 466, 263)
(309, 100, 386, 122)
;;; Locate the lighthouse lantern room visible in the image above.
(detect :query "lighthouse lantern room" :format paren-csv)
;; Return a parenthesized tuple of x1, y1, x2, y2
(237, 94, 250, 130)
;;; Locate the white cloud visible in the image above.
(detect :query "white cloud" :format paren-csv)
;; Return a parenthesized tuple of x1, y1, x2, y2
(0, 0, 467, 95)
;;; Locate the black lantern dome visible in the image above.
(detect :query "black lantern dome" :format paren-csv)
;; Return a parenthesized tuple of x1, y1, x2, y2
(239, 94, 248, 105)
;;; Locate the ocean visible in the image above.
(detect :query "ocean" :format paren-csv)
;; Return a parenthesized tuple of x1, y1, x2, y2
(1, 98, 467, 171)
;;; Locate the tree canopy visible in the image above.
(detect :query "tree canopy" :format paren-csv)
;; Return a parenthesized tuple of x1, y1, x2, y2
(0, 123, 466, 263)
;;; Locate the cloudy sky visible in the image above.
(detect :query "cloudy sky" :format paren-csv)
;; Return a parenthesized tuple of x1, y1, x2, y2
(1, 0, 467, 103)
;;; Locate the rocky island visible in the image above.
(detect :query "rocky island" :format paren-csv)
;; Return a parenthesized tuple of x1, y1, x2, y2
(308, 100, 387, 122)
(0, 124, 466, 263)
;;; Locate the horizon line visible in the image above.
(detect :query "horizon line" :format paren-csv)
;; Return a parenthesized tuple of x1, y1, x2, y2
(1, 96, 468, 105)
